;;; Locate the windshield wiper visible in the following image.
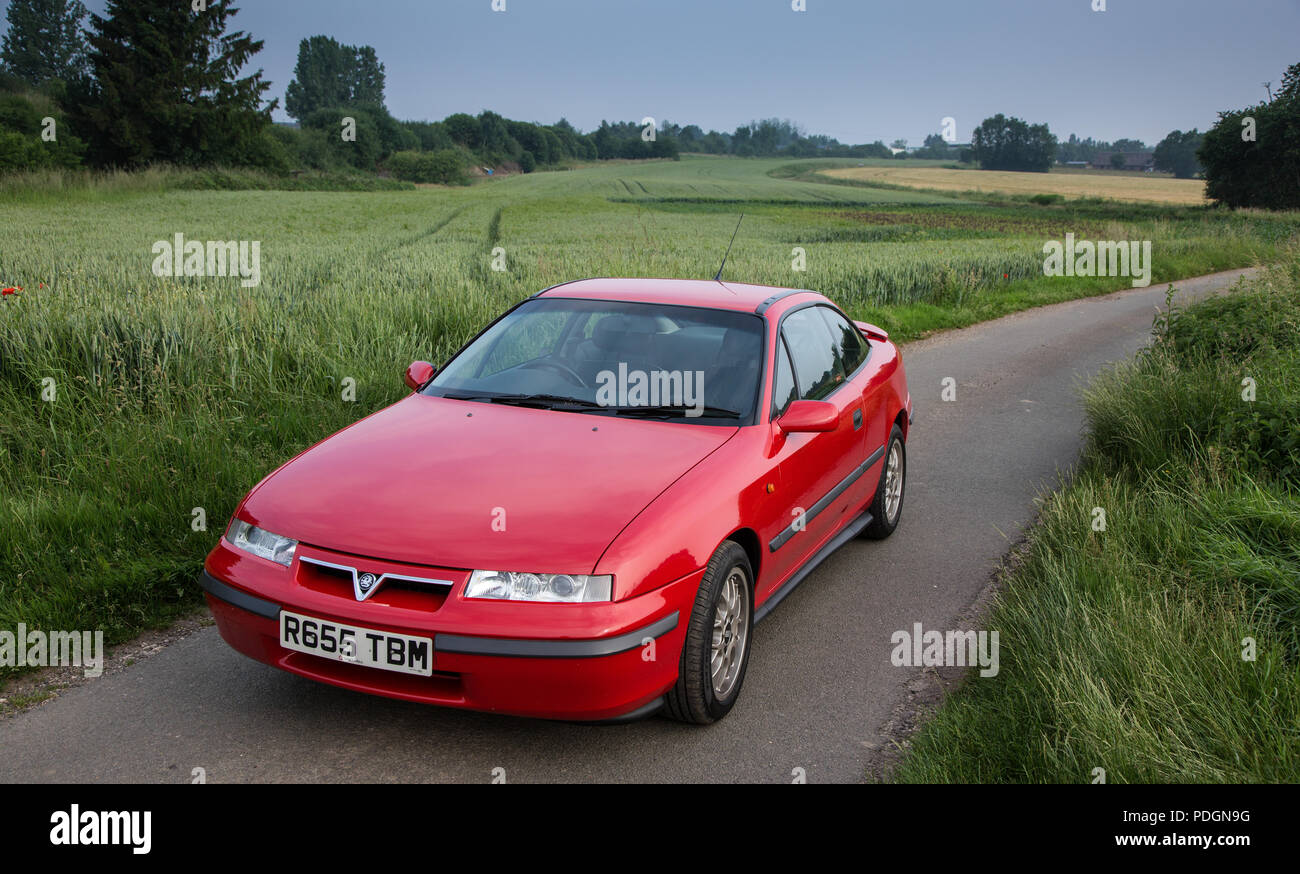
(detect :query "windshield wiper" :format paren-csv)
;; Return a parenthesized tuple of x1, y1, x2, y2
(607, 404, 742, 419)
(440, 392, 741, 419)
(441, 391, 602, 410)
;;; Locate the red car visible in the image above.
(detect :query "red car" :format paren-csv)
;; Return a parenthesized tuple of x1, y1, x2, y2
(202, 278, 912, 723)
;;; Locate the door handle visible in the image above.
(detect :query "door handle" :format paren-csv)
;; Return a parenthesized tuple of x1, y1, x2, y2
(853, 408, 863, 430)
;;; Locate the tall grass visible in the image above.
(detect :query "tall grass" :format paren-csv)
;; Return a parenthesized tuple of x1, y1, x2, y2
(892, 254, 1300, 783)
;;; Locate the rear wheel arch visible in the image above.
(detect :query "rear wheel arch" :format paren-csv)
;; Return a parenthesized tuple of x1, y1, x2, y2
(893, 408, 909, 441)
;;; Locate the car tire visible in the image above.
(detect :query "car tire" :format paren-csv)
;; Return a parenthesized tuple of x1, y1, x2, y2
(663, 540, 754, 725)
(862, 424, 906, 540)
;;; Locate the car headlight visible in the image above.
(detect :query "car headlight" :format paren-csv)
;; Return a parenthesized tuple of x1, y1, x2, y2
(465, 570, 613, 603)
(225, 519, 298, 567)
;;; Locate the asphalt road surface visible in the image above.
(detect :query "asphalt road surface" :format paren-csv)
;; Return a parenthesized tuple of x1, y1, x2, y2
(0, 268, 1255, 783)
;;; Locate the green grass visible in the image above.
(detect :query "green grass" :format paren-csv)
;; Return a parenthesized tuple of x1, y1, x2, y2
(891, 255, 1300, 783)
(0, 155, 1297, 684)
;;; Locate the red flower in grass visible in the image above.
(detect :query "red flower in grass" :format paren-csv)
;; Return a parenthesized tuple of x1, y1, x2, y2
(1, 286, 21, 297)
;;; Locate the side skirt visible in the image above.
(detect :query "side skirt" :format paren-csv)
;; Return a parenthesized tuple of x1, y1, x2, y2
(753, 510, 873, 624)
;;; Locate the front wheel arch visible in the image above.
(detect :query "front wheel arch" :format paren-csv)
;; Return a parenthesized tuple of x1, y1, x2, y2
(663, 539, 755, 724)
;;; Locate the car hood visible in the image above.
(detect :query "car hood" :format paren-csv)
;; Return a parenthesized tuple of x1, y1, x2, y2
(240, 394, 738, 571)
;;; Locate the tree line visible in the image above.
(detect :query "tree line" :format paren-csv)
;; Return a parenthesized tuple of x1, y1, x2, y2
(0, 0, 884, 181)
(0, 0, 1294, 206)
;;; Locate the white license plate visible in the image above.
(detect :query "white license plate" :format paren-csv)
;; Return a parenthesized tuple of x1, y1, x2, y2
(279, 611, 433, 677)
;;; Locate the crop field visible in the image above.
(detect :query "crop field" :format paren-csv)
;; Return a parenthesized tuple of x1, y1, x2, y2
(0, 155, 1297, 666)
(821, 164, 1210, 205)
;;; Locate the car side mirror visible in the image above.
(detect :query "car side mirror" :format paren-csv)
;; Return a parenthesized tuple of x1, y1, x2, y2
(777, 399, 838, 433)
(404, 361, 436, 392)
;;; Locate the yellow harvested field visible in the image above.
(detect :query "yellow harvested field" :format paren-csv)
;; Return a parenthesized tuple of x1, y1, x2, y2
(822, 166, 1208, 205)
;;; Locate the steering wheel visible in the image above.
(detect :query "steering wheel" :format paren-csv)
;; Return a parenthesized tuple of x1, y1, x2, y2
(521, 359, 588, 388)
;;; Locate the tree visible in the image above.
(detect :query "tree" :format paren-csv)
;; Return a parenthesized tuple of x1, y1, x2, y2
(476, 110, 513, 157)
(914, 133, 952, 160)
(67, 0, 275, 168)
(1109, 152, 1127, 170)
(284, 35, 386, 119)
(970, 114, 1057, 172)
(1110, 138, 1147, 153)
(0, 0, 89, 85)
(1152, 129, 1203, 178)
(1199, 62, 1300, 209)
(351, 46, 385, 107)
(443, 113, 480, 148)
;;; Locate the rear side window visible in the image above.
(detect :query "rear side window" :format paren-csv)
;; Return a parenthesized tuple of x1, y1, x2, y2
(781, 307, 842, 401)
(817, 307, 867, 376)
(772, 339, 798, 418)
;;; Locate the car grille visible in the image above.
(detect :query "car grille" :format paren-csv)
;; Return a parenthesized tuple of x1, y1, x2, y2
(295, 549, 459, 611)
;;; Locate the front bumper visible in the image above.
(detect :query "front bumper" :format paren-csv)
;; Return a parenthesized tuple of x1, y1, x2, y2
(201, 542, 697, 722)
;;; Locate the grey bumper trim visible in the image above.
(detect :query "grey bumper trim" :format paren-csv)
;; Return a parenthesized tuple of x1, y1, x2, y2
(202, 571, 677, 660)
(435, 611, 679, 658)
(199, 571, 282, 620)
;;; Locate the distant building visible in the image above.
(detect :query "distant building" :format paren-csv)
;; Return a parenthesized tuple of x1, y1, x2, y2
(901, 142, 970, 156)
(1089, 151, 1155, 171)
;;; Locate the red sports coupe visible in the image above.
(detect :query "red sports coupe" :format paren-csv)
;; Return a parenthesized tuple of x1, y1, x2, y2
(202, 278, 912, 723)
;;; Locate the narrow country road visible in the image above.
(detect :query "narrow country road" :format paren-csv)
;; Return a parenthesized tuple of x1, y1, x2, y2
(0, 268, 1255, 784)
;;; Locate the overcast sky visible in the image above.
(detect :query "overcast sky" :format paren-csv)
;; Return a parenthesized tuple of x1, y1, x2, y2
(15, 0, 1300, 146)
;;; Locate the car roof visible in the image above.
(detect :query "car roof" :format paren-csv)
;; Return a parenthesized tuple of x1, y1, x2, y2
(532, 277, 822, 314)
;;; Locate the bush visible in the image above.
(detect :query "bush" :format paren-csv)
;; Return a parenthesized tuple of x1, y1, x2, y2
(298, 104, 416, 171)
(0, 91, 85, 170)
(301, 106, 383, 170)
(385, 148, 469, 184)
(279, 125, 347, 171)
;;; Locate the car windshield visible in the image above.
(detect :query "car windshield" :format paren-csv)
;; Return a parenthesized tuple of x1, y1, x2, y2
(425, 298, 765, 424)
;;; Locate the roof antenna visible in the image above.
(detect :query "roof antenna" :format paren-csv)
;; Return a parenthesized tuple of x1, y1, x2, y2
(713, 213, 745, 282)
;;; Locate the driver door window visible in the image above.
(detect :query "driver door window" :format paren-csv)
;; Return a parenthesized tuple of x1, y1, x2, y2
(772, 339, 798, 418)
(781, 307, 843, 400)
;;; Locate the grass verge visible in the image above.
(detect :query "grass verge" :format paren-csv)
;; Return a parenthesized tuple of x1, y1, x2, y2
(891, 253, 1300, 782)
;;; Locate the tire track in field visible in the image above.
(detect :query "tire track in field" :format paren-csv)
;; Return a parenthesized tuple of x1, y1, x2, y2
(291, 206, 470, 293)
(384, 205, 470, 253)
